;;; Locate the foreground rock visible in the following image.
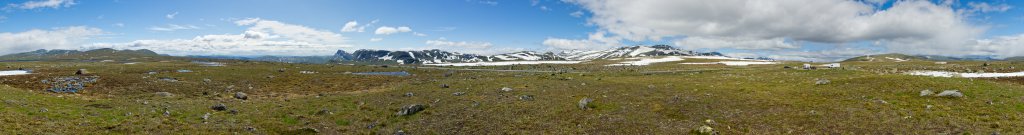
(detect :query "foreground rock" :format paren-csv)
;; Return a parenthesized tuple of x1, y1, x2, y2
(919, 90, 935, 96)
(234, 92, 248, 100)
(76, 69, 90, 75)
(396, 104, 426, 116)
(211, 103, 228, 111)
(936, 90, 964, 98)
(814, 79, 830, 85)
(155, 92, 174, 97)
(578, 98, 594, 110)
(500, 87, 513, 92)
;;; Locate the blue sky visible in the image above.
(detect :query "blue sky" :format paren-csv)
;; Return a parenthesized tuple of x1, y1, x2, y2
(2, 0, 1024, 61)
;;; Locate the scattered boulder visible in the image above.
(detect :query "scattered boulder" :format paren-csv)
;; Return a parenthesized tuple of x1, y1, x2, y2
(277, 68, 287, 72)
(695, 125, 718, 135)
(234, 92, 248, 100)
(404, 92, 415, 97)
(519, 95, 535, 101)
(452, 92, 466, 96)
(440, 84, 450, 88)
(201, 113, 211, 121)
(936, 90, 964, 98)
(395, 130, 407, 135)
(814, 79, 830, 85)
(155, 92, 175, 97)
(203, 78, 212, 83)
(500, 87, 513, 92)
(919, 89, 935, 97)
(75, 69, 89, 75)
(396, 104, 426, 116)
(578, 98, 594, 110)
(211, 103, 228, 111)
(316, 109, 333, 115)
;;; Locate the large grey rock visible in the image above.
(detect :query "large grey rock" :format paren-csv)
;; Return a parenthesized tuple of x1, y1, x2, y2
(919, 90, 935, 97)
(75, 69, 89, 75)
(519, 95, 535, 101)
(936, 90, 964, 98)
(500, 87, 513, 92)
(578, 98, 594, 110)
(814, 79, 830, 85)
(396, 104, 426, 116)
(211, 103, 228, 111)
(234, 92, 248, 100)
(155, 92, 174, 97)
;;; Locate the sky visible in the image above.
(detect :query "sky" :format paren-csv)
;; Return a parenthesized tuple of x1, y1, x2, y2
(1, 0, 1023, 61)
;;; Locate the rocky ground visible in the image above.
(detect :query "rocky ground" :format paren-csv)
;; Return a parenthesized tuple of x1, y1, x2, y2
(1, 59, 1023, 134)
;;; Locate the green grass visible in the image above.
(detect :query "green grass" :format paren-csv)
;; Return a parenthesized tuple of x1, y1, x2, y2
(1, 59, 1024, 134)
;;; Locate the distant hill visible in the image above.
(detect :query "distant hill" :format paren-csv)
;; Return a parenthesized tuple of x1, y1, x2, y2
(843, 53, 926, 62)
(1006, 56, 1024, 61)
(0, 48, 168, 62)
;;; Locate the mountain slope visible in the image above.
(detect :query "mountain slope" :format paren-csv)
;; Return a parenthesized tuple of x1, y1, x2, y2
(0, 48, 166, 61)
(334, 45, 720, 64)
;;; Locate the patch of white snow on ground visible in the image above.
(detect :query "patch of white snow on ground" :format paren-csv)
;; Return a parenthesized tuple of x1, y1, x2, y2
(0, 70, 31, 76)
(425, 61, 584, 66)
(606, 56, 685, 66)
(679, 61, 779, 66)
(885, 57, 908, 62)
(907, 71, 1024, 78)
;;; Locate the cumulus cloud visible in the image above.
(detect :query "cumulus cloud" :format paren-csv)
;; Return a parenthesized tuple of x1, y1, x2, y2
(674, 37, 798, 50)
(5, 0, 76, 10)
(0, 26, 103, 55)
(966, 2, 1012, 13)
(542, 31, 621, 50)
(340, 20, 378, 33)
(766, 48, 883, 62)
(564, 0, 986, 55)
(374, 26, 412, 35)
(569, 11, 584, 18)
(88, 18, 351, 56)
(426, 38, 493, 49)
(148, 24, 199, 31)
(341, 21, 362, 32)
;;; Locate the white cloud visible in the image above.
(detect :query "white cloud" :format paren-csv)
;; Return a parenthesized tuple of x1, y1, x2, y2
(374, 26, 412, 35)
(565, 0, 984, 54)
(0, 26, 103, 55)
(88, 18, 351, 56)
(340, 20, 378, 33)
(341, 21, 363, 32)
(569, 11, 584, 18)
(369, 38, 383, 42)
(413, 32, 427, 36)
(673, 36, 798, 50)
(235, 18, 347, 44)
(148, 24, 199, 31)
(966, 2, 1012, 13)
(766, 48, 882, 62)
(165, 12, 178, 19)
(113, 23, 124, 27)
(542, 31, 621, 50)
(5, 0, 76, 10)
(426, 38, 493, 49)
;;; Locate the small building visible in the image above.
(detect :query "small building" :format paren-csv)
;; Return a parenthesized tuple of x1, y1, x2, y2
(803, 64, 812, 69)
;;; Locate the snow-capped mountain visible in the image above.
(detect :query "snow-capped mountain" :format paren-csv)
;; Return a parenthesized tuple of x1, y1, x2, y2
(341, 49, 490, 64)
(334, 45, 724, 64)
(488, 51, 565, 61)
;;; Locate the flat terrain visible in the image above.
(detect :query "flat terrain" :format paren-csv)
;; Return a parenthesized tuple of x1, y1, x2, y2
(2, 58, 1024, 134)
